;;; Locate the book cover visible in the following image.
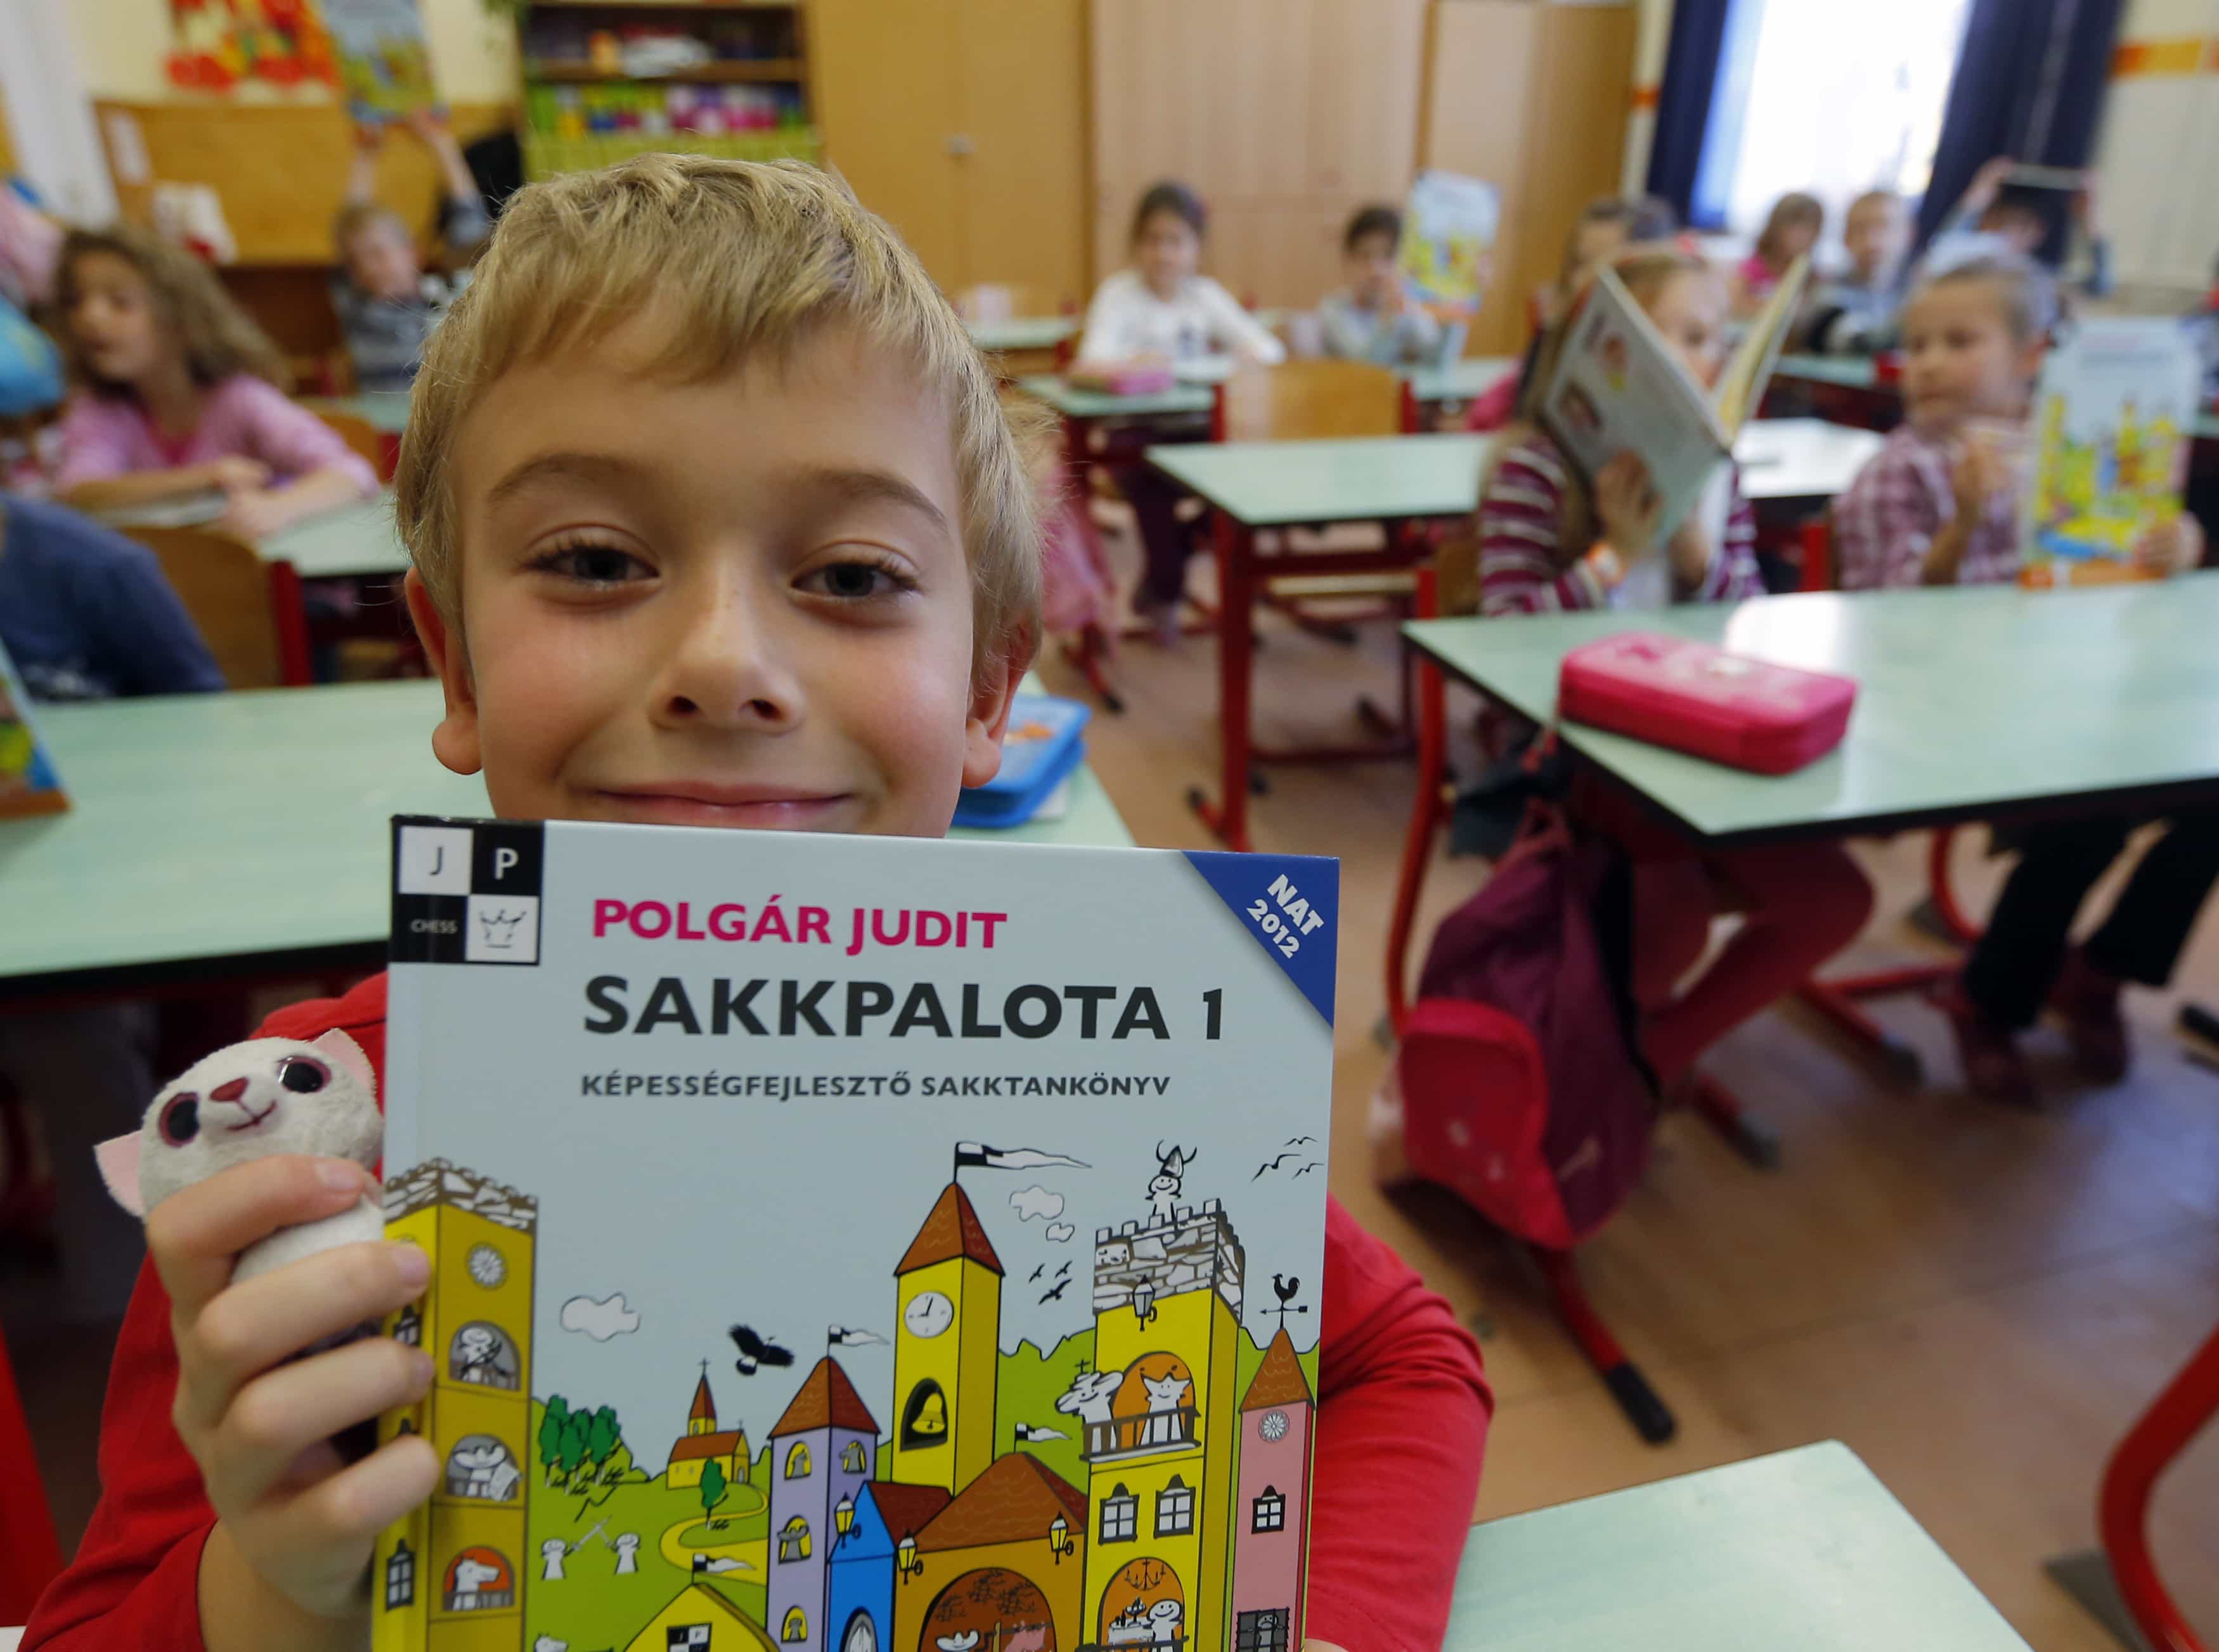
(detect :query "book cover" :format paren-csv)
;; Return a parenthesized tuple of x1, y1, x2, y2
(1537, 257, 1807, 552)
(372, 816, 1336, 1652)
(2019, 319, 2200, 588)
(323, 0, 437, 126)
(0, 637, 67, 819)
(1395, 171, 1498, 319)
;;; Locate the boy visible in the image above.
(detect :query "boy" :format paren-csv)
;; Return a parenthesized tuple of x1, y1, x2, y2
(331, 112, 490, 394)
(1800, 190, 1910, 355)
(1317, 204, 1448, 367)
(1922, 155, 2112, 300)
(27, 158, 1491, 1652)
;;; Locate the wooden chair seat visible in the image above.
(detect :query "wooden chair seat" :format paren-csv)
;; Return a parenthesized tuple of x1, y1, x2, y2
(124, 526, 309, 689)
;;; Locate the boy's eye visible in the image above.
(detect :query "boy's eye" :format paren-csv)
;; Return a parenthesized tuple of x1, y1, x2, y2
(533, 542, 654, 586)
(801, 557, 914, 602)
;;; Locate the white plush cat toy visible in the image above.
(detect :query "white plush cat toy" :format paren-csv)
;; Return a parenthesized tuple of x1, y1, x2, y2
(94, 1031, 385, 1283)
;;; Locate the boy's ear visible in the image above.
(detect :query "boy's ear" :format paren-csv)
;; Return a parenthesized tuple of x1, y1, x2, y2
(961, 625, 1033, 791)
(405, 571, 483, 779)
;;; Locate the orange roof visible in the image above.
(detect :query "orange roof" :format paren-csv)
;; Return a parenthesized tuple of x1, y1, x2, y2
(770, 1356, 881, 1439)
(865, 1482, 954, 1541)
(895, 1182, 1004, 1277)
(669, 1429, 747, 1462)
(916, 1452, 1088, 1551)
(690, 1374, 718, 1425)
(1241, 1329, 1314, 1410)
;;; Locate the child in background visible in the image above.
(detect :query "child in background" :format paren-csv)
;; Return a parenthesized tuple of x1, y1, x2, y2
(1317, 203, 1446, 366)
(1925, 156, 2113, 299)
(1078, 181, 1283, 638)
(48, 227, 378, 539)
(1801, 190, 1910, 354)
(1829, 253, 2209, 1102)
(28, 156, 1489, 1652)
(1733, 192, 1823, 319)
(1475, 245, 1871, 1085)
(332, 111, 491, 394)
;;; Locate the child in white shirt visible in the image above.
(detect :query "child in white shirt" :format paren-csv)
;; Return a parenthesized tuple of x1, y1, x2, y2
(1078, 182, 1281, 638)
(1316, 204, 1447, 368)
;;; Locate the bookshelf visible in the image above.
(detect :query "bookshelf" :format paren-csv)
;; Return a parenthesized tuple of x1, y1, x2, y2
(517, 1, 820, 181)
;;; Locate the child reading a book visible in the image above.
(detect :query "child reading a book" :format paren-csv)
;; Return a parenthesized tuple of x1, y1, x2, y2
(1829, 253, 2210, 1103)
(1732, 192, 1823, 319)
(48, 227, 378, 539)
(1472, 245, 1871, 1085)
(1801, 190, 1910, 355)
(332, 112, 491, 394)
(27, 157, 1490, 1652)
(1317, 203, 1448, 367)
(1078, 181, 1284, 640)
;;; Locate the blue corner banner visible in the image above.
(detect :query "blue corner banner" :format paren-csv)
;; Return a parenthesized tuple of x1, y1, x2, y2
(1182, 851, 1339, 1027)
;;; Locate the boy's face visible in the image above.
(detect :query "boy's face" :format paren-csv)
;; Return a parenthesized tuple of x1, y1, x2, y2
(345, 221, 423, 303)
(1345, 231, 1399, 308)
(410, 318, 1016, 840)
(1844, 200, 1907, 279)
(1901, 281, 2041, 432)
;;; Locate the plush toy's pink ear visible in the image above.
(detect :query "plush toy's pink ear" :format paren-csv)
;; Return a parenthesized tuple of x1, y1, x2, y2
(312, 1029, 376, 1094)
(94, 1133, 146, 1216)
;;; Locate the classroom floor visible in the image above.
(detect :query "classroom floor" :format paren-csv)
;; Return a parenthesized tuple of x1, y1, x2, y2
(12, 545, 2218, 1649)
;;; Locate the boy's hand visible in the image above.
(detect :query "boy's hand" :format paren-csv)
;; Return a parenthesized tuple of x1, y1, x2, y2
(351, 122, 386, 157)
(404, 107, 461, 153)
(1967, 155, 2017, 210)
(151, 1155, 439, 1621)
(2132, 512, 2204, 577)
(205, 455, 273, 498)
(1950, 436, 2010, 517)
(217, 487, 297, 543)
(1594, 451, 1661, 555)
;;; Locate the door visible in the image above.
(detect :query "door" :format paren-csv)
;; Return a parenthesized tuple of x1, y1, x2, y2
(812, 0, 966, 283)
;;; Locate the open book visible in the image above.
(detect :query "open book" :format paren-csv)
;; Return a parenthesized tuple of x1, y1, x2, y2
(372, 817, 1336, 1652)
(1396, 171, 1499, 319)
(1537, 256, 1808, 550)
(323, 0, 438, 125)
(2020, 318, 2200, 588)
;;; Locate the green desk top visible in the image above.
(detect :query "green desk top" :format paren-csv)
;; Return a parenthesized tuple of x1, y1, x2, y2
(1447, 1443, 2031, 1651)
(1015, 372, 1217, 420)
(302, 390, 413, 434)
(1406, 356, 1520, 402)
(3, 681, 1130, 994)
(967, 315, 1079, 353)
(1774, 352, 1884, 390)
(258, 491, 410, 579)
(1406, 574, 2219, 844)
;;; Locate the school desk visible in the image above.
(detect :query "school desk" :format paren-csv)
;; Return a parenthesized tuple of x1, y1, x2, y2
(257, 490, 410, 582)
(1773, 355, 2219, 446)
(1444, 1442, 2034, 1651)
(0, 681, 1133, 1003)
(1404, 355, 1521, 410)
(302, 390, 413, 434)
(967, 315, 1080, 354)
(1146, 423, 1886, 849)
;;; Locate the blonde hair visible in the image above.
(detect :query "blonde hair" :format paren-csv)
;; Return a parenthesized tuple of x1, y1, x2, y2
(396, 155, 1043, 683)
(1478, 245, 1719, 558)
(55, 224, 288, 395)
(333, 200, 412, 259)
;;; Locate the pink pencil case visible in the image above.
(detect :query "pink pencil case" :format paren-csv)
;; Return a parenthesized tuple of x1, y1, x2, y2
(1557, 631, 1856, 775)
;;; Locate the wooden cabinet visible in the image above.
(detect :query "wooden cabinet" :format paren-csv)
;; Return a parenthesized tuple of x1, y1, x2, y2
(813, 0, 1089, 309)
(1420, 0, 1638, 356)
(1089, 0, 1428, 310)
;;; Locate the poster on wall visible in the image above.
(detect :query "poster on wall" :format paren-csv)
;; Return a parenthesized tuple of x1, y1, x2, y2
(320, 0, 439, 124)
(165, 0, 339, 94)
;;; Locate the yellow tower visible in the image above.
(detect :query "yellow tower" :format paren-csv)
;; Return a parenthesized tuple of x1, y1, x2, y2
(373, 1160, 538, 1652)
(888, 1182, 1002, 1494)
(1078, 1197, 1245, 1652)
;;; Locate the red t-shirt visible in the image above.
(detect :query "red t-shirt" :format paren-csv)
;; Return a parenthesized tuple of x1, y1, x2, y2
(28, 975, 1491, 1652)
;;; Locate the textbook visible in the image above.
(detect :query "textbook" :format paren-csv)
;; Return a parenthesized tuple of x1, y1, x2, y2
(0, 638, 66, 820)
(1395, 170, 1499, 318)
(372, 816, 1337, 1652)
(323, 0, 438, 125)
(1537, 255, 1808, 551)
(2019, 318, 2200, 588)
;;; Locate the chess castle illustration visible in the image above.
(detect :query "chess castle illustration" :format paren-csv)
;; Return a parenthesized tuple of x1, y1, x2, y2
(371, 1155, 1316, 1652)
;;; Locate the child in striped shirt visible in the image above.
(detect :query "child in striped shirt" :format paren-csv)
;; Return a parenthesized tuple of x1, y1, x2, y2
(1469, 245, 1871, 1091)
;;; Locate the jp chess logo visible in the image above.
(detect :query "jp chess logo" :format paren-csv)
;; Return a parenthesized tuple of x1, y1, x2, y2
(392, 819, 545, 965)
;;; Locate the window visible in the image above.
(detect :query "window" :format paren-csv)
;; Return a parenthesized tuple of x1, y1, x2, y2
(392, 1303, 422, 1347)
(1099, 1484, 1137, 1543)
(779, 1516, 813, 1563)
(669, 1627, 712, 1650)
(785, 1440, 813, 1480)
(1688, 0, 1973, 235)
(444, 1435, 521, 1502)
(842, 1440, 868, 1474)
(1155, 1476, 1194, 1537)
(442, 1549, 514, 1612)
(1252, 1487, 1285, 1534)
(448, 1321, 520, 1390)
(1236, 1608, 1290, 1652)
(783, 1607, 810, 1644)
(900, 1379, 949, 1449)
(383, 1540, 415, 1609)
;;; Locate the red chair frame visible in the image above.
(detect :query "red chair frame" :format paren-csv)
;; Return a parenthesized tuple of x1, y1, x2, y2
(0, 1324, 62, 1623)
(2100, 1323, 2218, 1652)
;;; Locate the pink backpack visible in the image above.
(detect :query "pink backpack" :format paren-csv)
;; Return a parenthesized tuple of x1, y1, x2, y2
(1392, 806, 1657, 1251)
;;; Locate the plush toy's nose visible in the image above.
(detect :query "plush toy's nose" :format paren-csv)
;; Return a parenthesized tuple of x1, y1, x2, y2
(210, 1077, 250, 1102)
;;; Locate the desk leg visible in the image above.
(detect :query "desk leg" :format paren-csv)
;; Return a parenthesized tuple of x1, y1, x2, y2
(266, 560, 314, 687)
(1188, 512, 1257, 851)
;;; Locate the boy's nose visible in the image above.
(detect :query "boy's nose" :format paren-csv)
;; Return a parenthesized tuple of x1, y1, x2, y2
(210, 1078, 250, 1102)
(656, 590, 804, 732)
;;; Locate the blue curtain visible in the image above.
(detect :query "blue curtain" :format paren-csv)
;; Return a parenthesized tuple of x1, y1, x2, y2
(1917, 0, 2127, 257)
(1643, 0, 1735, 228)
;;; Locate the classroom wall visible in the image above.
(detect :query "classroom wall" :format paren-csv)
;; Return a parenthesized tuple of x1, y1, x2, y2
(2093, 0, 2219, 300)
(1621, 0, 1672, 195)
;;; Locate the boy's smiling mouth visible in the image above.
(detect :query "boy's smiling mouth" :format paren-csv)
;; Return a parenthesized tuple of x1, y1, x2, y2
(592, 782, 856, 829)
